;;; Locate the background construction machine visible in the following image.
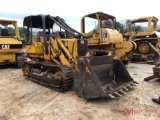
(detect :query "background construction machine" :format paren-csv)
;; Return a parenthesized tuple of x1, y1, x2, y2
(144, 62, 160, 81)
(0, 19, 26, 67)
(80, 12, 137, 65)
(22, 14, 137, 99)
(123, 16, 160, 63)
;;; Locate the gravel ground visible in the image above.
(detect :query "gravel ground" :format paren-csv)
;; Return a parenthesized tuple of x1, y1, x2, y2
(0, 63, 160, 120)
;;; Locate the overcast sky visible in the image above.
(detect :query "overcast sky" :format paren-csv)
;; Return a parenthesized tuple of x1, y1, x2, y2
(0, 0, 159, 31)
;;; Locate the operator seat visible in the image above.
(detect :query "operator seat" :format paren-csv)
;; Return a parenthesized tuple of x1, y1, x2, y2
(1, 29, 9, 36)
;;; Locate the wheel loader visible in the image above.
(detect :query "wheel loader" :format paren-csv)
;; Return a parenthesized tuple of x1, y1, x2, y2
(22, 14, 137, 99)
(123, 16, 160, 64)
(0, 19, 26, 67)
(80, 12, 137, 65)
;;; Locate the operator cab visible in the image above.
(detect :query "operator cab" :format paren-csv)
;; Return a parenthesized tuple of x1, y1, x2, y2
(0, 19, 17, 37)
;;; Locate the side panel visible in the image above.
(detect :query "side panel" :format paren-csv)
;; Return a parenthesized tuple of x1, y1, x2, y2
(0, 44, 22, 63)
(26, 42, 44, 54)
(0, 53, 15, 63)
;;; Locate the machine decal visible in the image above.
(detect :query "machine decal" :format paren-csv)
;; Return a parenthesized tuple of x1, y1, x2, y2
(0, 44, 22, 49)
(1, 45, 10, 49)
(103, 33, 107, 41)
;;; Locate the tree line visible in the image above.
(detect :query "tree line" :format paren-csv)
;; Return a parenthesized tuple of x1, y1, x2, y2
(91, 19, 160, 36)
(1, 20, 160, 37)
(116, 19, 160, 33)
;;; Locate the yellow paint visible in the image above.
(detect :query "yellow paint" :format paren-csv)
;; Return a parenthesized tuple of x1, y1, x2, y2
(0, 19, 22, 64)
(26, 42, 44, 54)
(0, 53, 15, 63)
(80, 12, 135, 63)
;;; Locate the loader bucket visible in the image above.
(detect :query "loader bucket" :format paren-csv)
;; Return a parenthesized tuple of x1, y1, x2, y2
(74, 55, 138, 99)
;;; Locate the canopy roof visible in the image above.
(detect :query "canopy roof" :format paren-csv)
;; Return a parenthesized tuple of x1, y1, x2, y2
(131, 16, 158, 23)
(82, 12, 116, 20)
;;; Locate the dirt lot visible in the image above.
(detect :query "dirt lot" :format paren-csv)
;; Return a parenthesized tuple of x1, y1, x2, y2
(0, 63, 160, 120)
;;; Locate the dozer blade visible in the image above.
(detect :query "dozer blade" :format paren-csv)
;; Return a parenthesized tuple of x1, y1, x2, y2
(74, 55, 138, 99)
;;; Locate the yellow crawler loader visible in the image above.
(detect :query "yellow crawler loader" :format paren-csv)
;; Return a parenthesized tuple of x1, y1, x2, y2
(22, 14, 137, 99)
(123, 16, 160, 64)
(0, 19, 26, 67)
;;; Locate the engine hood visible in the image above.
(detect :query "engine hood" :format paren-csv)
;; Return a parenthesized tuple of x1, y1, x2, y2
(136, 31, 160, 36)
(103, 28, 123, 43)
(0, 37, 22, 44)
(135, 31, 160, 39)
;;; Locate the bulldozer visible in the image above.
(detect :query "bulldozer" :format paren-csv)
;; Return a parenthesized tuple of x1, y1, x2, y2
(0, 19, 26, 67)
(80, 12, 137, 65)
(122, 16, 160, 64)
(22, 14, 137, 99)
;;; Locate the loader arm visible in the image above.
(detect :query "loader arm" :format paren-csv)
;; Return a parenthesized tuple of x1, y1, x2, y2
(49, 16, 86, 39)
(50, 37, 73, 66)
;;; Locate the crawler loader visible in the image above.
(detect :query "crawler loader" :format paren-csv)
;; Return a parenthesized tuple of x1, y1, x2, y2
(123, 16, 160, 64)
(22, 14, 137, 99)
(0, 19, 26, 67)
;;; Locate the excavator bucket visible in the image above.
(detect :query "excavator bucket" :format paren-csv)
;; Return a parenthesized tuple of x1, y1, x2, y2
(74, 55, 138, 99)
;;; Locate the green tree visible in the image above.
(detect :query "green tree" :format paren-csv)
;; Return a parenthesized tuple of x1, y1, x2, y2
(116, 21, 122, 32)
(157, 24, 160, 32)
(134, 25, 142, 32)
(18, 27, 27, 37)
(8, 27, 14, 33)
(37, 31, 43, 36)
(101, 20, 113, 29)
(119, 19, 143, 33)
